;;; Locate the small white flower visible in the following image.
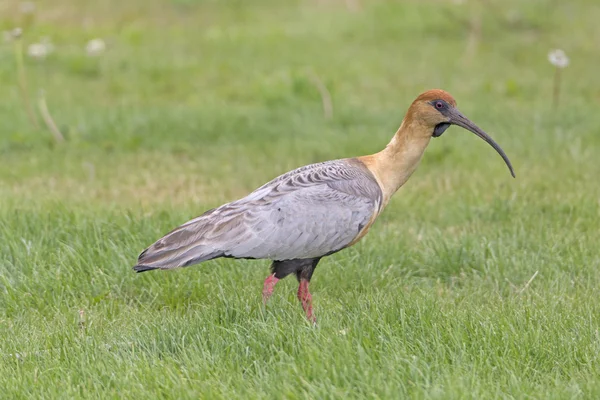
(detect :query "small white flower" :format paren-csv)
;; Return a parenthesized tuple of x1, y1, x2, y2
(85, 38, 105, 56)
(26, 37, 53, 59)
(10, 27, 23, 39)
(20, 1, 36, 15)
(27, 42, 49, 59)
(548, 49, 569, 68)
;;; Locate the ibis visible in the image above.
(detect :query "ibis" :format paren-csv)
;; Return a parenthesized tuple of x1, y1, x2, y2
(133, 89, 515, 322)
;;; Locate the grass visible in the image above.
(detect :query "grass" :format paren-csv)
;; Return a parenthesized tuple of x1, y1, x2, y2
(1, 0, 600, 398)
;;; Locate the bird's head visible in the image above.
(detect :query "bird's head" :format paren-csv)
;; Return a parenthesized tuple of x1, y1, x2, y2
(407, 89, 515, 178)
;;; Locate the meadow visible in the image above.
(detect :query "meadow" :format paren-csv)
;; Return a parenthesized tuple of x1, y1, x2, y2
(1, 0, 600, 398)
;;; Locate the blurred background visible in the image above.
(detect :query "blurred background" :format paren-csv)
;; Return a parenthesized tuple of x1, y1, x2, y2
(1, 0, 598, 208)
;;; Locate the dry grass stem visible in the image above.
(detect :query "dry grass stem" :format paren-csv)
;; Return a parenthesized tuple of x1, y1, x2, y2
(307, 70, 333, 119)
(518, 270, 539, 294)
(38, 90, 65, 143)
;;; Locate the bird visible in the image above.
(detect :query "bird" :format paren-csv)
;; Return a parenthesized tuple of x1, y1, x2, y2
(133, 89, 515, 323)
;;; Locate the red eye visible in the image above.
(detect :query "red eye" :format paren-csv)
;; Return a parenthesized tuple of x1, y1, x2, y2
(435, 101, 444, 109)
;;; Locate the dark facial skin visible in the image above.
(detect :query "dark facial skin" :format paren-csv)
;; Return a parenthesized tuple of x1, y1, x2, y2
(429, 99, 515, 178)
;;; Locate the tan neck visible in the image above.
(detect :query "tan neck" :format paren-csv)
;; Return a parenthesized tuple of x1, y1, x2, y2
(359, 119, 432, 206)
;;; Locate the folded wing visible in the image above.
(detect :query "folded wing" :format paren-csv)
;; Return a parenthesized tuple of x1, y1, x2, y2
(134, 158, 382, 271)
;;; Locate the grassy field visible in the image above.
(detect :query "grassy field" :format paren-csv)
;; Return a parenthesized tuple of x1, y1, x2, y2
(1, 0, 600, 398)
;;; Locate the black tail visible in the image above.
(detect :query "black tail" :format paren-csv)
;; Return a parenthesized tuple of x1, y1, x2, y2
(133, 264, 159, 273)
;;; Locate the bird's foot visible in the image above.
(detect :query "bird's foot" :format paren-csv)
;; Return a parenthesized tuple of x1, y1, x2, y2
(298, 279, 316, 324)
(262, 273, 279, 304)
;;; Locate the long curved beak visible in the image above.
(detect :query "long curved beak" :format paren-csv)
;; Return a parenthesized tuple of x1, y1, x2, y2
(449, 109, 516, 178)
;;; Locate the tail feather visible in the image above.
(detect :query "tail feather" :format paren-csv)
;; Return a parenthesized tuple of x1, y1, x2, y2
(133, 264, 159, 273)
(132, 243, 223, 272)
(133, 206, 231, 273)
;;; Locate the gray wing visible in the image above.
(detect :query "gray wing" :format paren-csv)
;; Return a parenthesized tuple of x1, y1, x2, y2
(134, 158, 382, 271)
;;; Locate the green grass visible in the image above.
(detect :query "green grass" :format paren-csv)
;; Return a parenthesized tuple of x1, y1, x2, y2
(1, 0, 600, 398)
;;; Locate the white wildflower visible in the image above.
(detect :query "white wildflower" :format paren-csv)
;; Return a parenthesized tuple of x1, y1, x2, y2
(548, 49, 569, 68)
(26, 37, 53, 59)
(85, 38, 105, 56)
(20, 1, 36, 15)
(27, 42, 49, 59)
(8, 27, 23, 40)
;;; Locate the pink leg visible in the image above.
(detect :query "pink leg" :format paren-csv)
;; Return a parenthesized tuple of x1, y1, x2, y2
(297, 279, 316, 323)
(262, 273, 279, 303)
